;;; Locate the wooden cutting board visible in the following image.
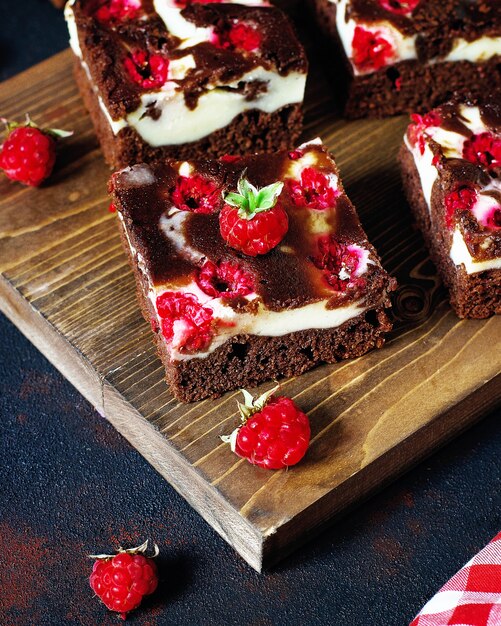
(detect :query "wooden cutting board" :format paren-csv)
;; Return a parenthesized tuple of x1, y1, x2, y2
(1, 49, 500, 572)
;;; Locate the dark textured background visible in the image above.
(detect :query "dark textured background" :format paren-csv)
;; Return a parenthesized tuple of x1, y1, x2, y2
(1, 2, 500, 625)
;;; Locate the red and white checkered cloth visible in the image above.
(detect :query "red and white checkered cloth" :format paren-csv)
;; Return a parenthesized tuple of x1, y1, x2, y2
(410, 532, 501, 626)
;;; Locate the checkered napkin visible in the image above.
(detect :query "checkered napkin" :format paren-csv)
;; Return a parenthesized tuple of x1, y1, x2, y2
(410, 532, 501, 626)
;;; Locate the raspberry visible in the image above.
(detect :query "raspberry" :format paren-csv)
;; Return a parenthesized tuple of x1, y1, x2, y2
(220, 176, 288, 256)
(288, 167, 340, 210)
(462, 132, 501, 170)
(174, 0, 224, 5)
(156, 291, 214, 352)
(352, 26, 395, 72)
(196, 260, 255, 298)
(219, 154, 241, 163)
(485, 207, 501, 230)
(311, 235, 365, 293)
(124, 50, 169, 90)
(288, 149, 304, 160)
(444, 185, 477, 228)
(0, 117, 71, 187)
(171, 174, 221, 214)
(89, 540, 159, 620)
(378, 0, 420, 14)
(93, 0, 141, 24)
(408, 111, 441, 155)
(222, 387, 310, 470)
(212, 21, 261, 52)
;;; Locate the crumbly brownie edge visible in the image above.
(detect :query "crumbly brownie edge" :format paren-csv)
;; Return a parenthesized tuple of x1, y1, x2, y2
(115, 212, 394, 403)
(398, 144, 501, 319)
(308, 0, 501, 119)
(73, 59, 303, 169)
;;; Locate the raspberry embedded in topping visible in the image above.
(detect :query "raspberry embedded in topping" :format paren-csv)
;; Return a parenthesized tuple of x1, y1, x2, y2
(171, 174, 222, 214)
(462, 132, 501, 170)
(124, 50, 169, 90)
(311, 235, 365, 293)
(93, 0, 141, 24)
(288, 167, 340, 210)
(174, 0, 224, 5)
(213, 22, 262, 52)
(352, 26, 395, 72)
(444, 185, 477, 228)
(288, 149, 304, 160)
(156, 291, 214, 352)
(378, 0, 420, 14)
(408, 111, 442, 155)
(219, 154, 241, 163)
(196, 260, 255, 298)
(485, 206, 501, 230)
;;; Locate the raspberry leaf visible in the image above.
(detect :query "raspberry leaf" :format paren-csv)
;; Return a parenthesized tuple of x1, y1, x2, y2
(224, 175, 284, 220)
(89, 539, 159, 560)
(1, 115, 73, 140)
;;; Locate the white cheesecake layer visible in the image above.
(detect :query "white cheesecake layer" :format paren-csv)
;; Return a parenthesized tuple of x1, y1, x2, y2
(404, 105, 501, 275)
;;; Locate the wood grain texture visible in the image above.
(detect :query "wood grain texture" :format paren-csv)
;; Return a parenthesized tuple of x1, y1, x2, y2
(1, 49, 500, 572)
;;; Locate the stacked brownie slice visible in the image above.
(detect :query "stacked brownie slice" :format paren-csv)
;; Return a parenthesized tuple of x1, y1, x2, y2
(400, 98, 501, 318)
(310, 0, 501, 118)
(65, 0, 308, 167)
(111, 140, 396, 401)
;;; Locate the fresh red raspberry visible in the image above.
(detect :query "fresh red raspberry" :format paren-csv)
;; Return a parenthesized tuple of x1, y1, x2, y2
(156, 291, 214, 352)
(462, 132, 501, 170)
(93, 0, 141, 24)
(212, 22, 261, 52)
(124, 50, 169, 90)
(89, 540, 159, 620)
(219, 176, 288, 256)
(378, 0, 420, 14)
(196, 260, 255, 298)
(0, 117, 71, 187)
(171, 174, 222, 214)
(311, 235, 365, 293)
(288, 167, 340, 210)
(444, 185, 477, 228)
(408, 111, 441, 155)
(352, 26, 395, 72)
(222, 387, 310, 470)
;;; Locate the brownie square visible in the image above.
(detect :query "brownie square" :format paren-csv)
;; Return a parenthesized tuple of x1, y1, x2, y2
(399, 97, 501, 318)
(309, 0, 501, 118)
(110, 140, 396, 402)
(65, 0, 308, 168)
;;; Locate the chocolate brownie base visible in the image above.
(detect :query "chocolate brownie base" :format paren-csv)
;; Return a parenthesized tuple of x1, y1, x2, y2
(399, 145, 501, 319)
(309, 0, 501, 119)
(116, 215, 393, 402)
(345, 59, 501, 120)
(74, 60, 303, 169)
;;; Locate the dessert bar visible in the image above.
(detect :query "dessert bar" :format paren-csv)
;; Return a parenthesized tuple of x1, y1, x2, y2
(399, 98, 501, 318)
(310, 0, 501, 118)
(65, 0, 307, 168)
(111, 139, 396, 402)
